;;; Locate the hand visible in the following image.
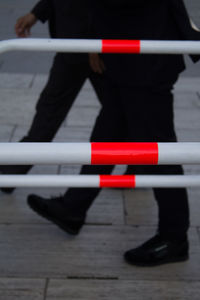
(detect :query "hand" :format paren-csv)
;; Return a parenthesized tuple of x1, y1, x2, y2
(89, 53, 106, 74)
(15, 13, 37, 38)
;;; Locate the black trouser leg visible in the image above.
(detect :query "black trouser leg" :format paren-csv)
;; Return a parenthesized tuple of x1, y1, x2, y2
(121, 85, 189, 239)
(0, 54, 94, 175)
(155, 187, 189, 240)
(24, 54, 89, 142)
(63, 80, 124, 215)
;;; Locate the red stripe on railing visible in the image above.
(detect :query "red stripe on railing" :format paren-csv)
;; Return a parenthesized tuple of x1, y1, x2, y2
(102, 40, 141, 53)
(91, 143, 159, 165)
(100, 175, 136, 188)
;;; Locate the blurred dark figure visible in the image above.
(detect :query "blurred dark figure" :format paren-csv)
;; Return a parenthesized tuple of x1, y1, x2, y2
(0, 0, 106, 193)
(28, 0, 200, 266)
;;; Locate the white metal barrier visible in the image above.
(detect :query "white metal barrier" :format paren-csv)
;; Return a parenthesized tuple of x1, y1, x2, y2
(0, 39, 200, 188)
(0, 175, 199, 188)
(1, 38, 200, 55)
(0, 142, 199, 165)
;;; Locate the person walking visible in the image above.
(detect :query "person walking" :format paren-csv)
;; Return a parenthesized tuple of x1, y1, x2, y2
(27, 0, 200, 267)
(0, 0, 106, 193)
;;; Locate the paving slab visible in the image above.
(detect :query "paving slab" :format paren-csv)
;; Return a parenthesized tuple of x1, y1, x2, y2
(174, 92, 200, 109)
(54, 126, 92, 142)
(66, 106, 100, 127)
(73, 88, 100, 108)
(0, 225, 199, 281)
(0, 97, 36, 127)
(86, 189, 124, 225)
(0, 278, 45, 300)
(0, 73, 34, 89)
(0, 52, 54, 74)
(31, 74, 49, 91)
(0, 124, 15, 142)
(175, 77, 200, 93)
(124, 189, 158, 226)
(177, 128, 200, 141)
(47, 279, 200, 300)
(184, 0, 200, 26)
(175, 106, 200, 130)
(124, 187, 200, 227)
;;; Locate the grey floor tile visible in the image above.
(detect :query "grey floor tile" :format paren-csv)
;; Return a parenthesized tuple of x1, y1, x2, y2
(31, 74, 49, 91)
(11, 126, 33, 142)
(174, 91, 200, 109)
(0, 124, 15, 142)
(60, 165, 82, 175)
(82, 80, 94, 90)
(124, 189, 157, 226)
(187, 189, 200, 226)
(0, 53, 53, 74)
(124, 187, 200, 227)
(0, 225, 199, 280)
(47, 279, 200, 300)
(28, 165, 59, 175)
(177, 128, 200, 141)
(175, 106, 200, 130)
(0, 278, 45, 300)
(0, 73, 34, 89)
(73, 87, 100, 108)
(175, 77, 200, 92)
(184, 0, 200, 27)
(66, 106, 99, 127)
(0, 99, 36, 127)
(86, 189, 124, 225)
(54, 126, 92, 142)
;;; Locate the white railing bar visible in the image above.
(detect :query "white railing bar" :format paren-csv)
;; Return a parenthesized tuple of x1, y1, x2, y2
(0, 142, 200, 165)
(0, 39, 102, 55)
(0, 175, 199, 188)
(1, 39, 200, 55)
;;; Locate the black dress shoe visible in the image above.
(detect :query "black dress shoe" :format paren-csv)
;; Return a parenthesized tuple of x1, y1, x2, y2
(124, 234, 189, 267)
(27, 194, 85, 235)
(1, 187, 15, 194)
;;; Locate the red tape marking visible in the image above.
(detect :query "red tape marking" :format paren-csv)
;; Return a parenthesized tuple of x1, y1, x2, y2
(100, 175, 136, 188)
(91, 143, 159, 165)
(102, 40, 141, 53)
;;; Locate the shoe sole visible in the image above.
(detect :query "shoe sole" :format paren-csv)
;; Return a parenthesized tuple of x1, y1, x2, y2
(1, 187, 15, 194)
(124, 254, 189, 267)
(27, 199, 80, 235)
